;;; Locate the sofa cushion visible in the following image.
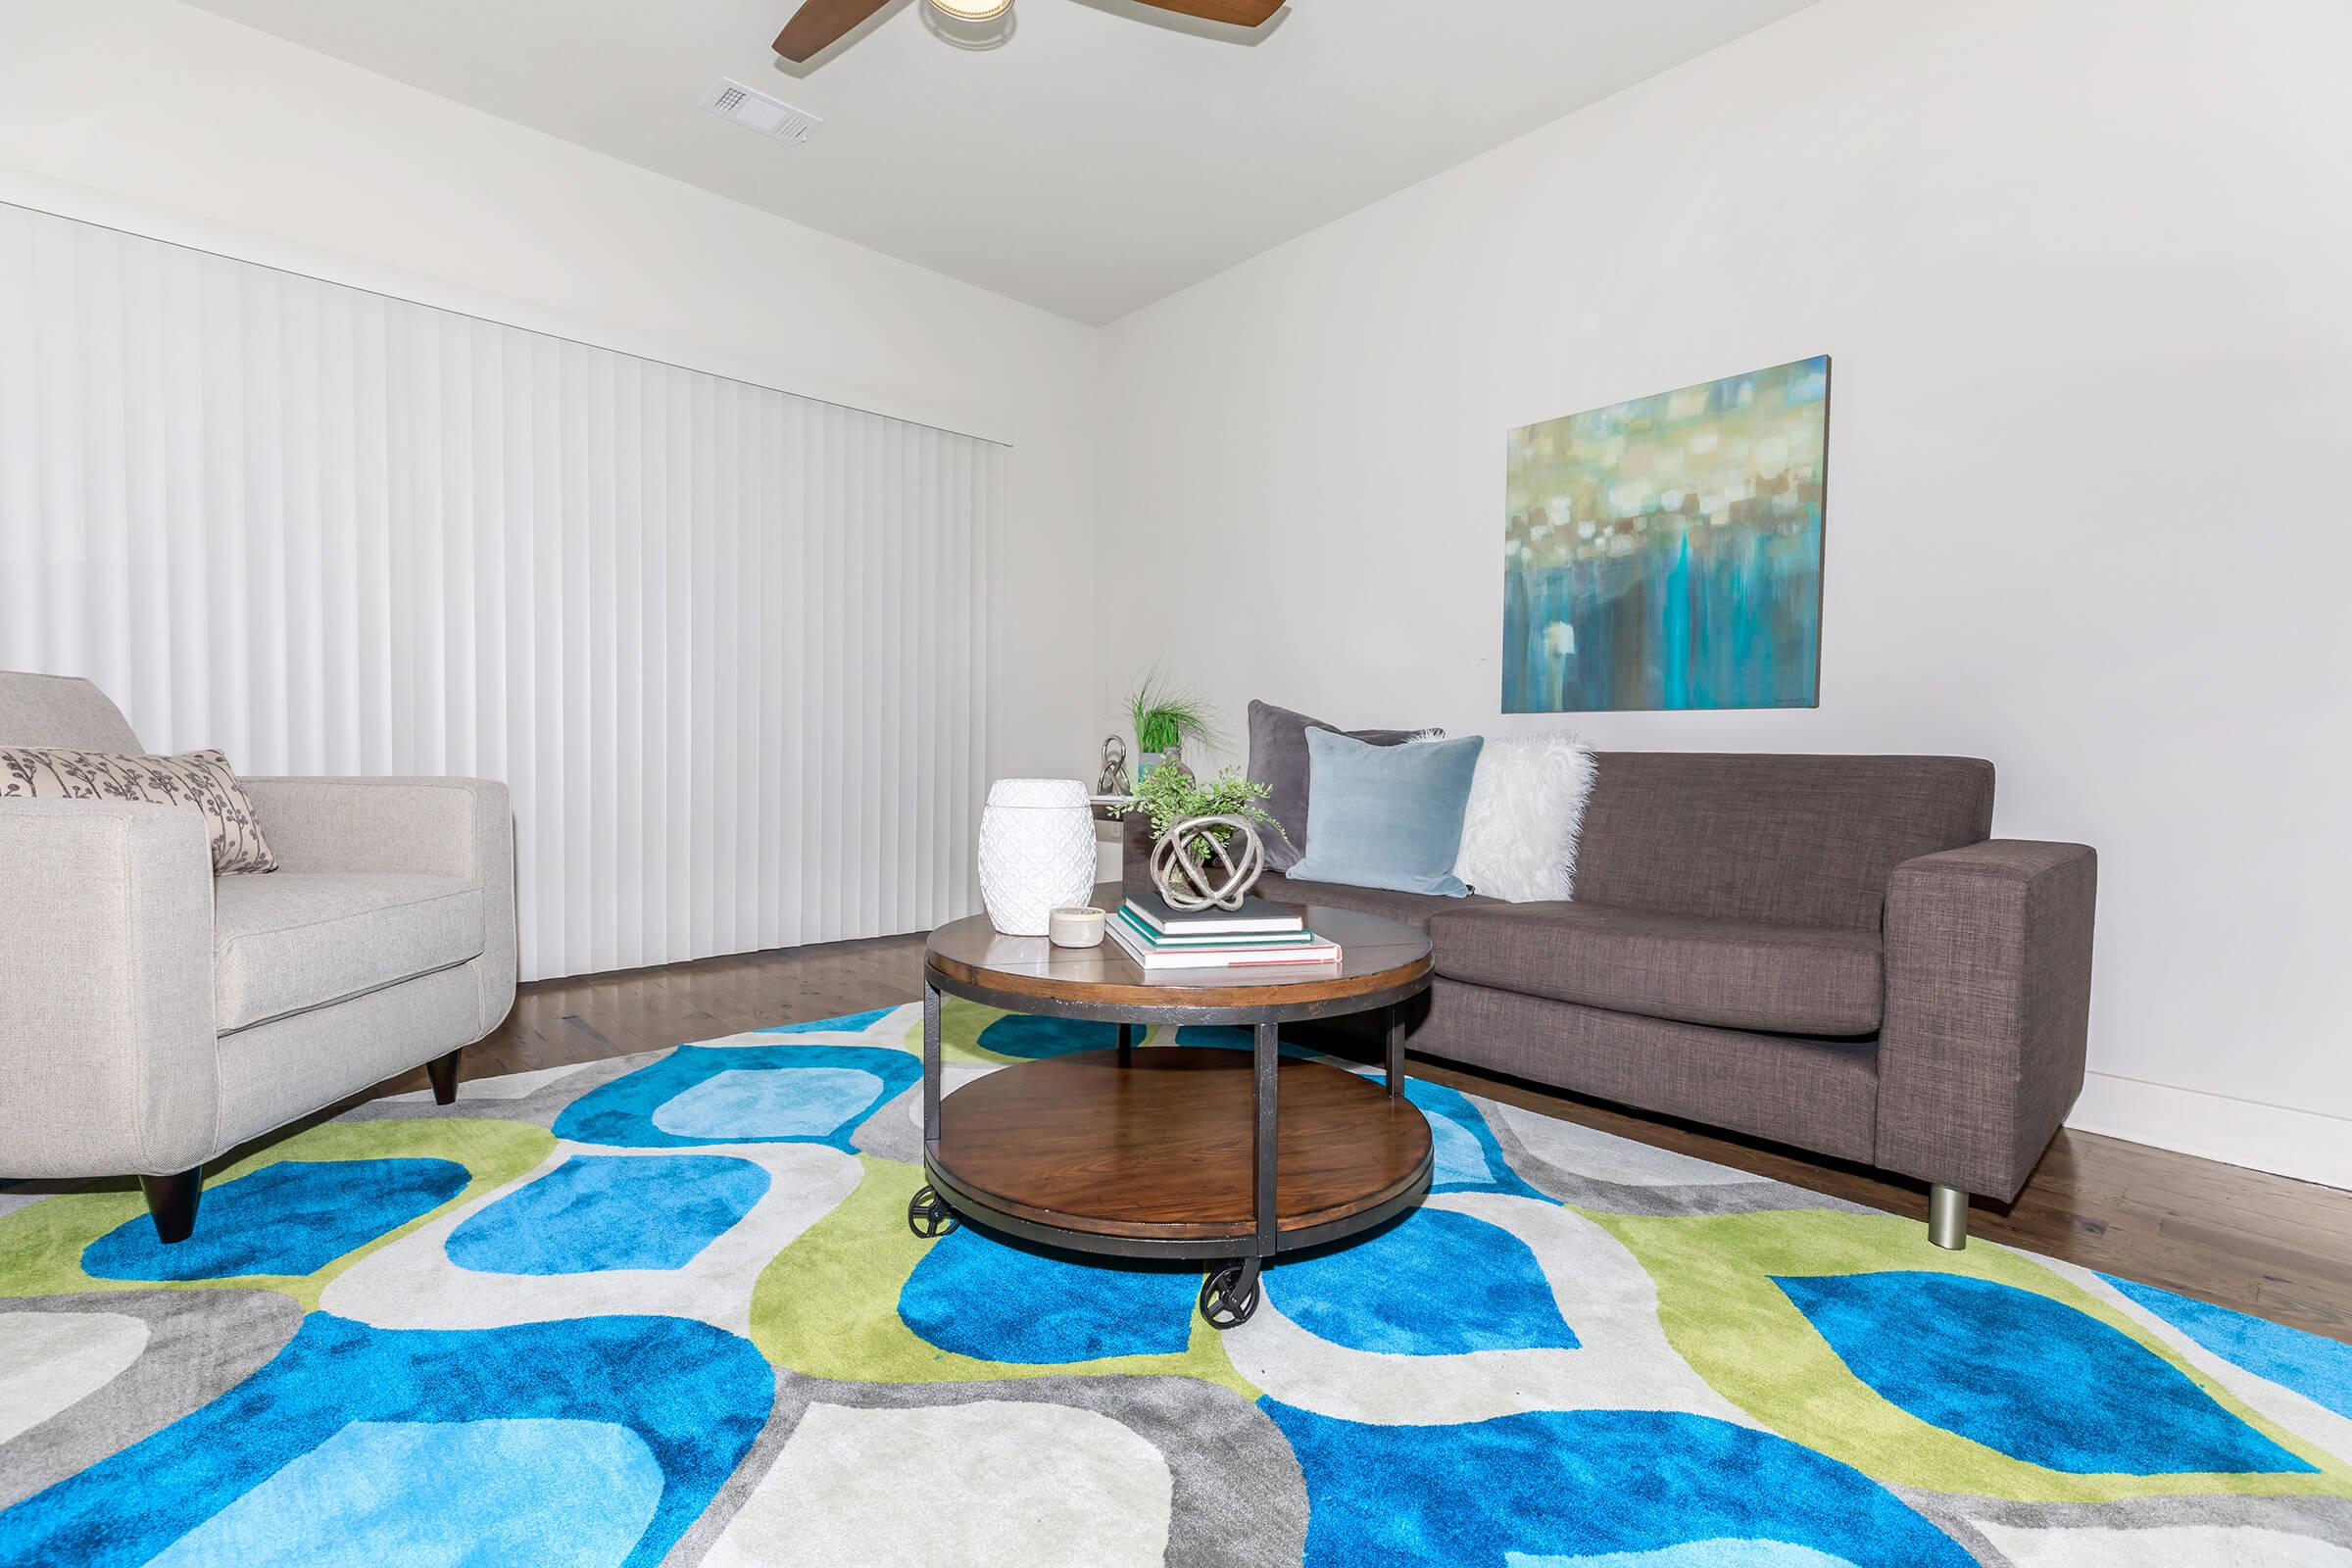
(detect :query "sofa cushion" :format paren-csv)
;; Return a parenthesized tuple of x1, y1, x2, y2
(1575, 753, 1994, 931)
(214, 871, 486, 1033)
(1410, 978, 1883, 1165)
(1430, 901, 1883, 1036)
(2, 745, 278, 873)
(1247, 699, 1439, 871)
(1254, 870, 1498, 932)
(1287, 730, 1484, 897)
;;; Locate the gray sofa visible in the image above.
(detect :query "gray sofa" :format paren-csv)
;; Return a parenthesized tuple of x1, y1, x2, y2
(1139, 751, 2098, 1247)
(0, 672, 517, 1243)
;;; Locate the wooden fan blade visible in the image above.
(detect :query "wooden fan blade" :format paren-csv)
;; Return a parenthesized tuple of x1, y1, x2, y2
(773, 0, 894, 62)
(1126, 0, 1284, 24)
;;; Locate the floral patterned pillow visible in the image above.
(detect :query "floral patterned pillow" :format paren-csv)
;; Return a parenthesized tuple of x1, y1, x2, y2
(0, 746, 276, 874)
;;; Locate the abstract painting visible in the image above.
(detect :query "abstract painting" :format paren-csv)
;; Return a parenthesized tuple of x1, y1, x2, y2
(1502, 355, 1830, 712)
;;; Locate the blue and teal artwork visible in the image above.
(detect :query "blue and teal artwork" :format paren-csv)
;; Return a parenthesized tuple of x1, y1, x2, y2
(1503, 355, 1830, 712)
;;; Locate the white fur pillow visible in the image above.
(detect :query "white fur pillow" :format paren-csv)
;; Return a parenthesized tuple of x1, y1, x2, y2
(1451, 734, 1597, 903)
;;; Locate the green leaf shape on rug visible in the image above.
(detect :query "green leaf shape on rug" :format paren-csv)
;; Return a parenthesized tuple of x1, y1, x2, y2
(0, 1118, 554, 1312)
(1595, 1205, 2352, 1505)
(746, 1153, 1257, 1399)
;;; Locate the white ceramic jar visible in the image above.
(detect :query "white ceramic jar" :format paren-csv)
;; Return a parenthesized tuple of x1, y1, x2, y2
(976, 778, 1099, 937)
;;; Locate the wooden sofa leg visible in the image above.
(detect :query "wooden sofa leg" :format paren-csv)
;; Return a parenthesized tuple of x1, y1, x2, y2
(427, 1047, 464, 1106)
(140, 1169, 203, 1245)
(1927, 1183, 1969, 1250)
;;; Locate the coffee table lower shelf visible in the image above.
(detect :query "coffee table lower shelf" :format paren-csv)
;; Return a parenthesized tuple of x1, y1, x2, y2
(907, 1044, 1435, 1329)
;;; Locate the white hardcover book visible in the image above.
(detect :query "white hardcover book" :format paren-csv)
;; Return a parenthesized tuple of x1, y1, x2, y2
(1108, 915, 1341, 971)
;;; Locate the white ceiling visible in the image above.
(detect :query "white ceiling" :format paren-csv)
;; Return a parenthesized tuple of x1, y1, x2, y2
(185, 0, 1819, 324)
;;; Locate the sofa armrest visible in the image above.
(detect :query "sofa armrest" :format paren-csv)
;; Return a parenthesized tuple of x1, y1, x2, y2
(244, 776, 504, 880)
(0, 799, 220, 1177)
(242, 776, 518, 1036)
(1876, 839, 2097, 1201)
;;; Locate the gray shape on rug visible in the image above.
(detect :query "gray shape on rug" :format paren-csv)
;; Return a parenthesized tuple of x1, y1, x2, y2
(849, 1085, 923, 1164)
(1475, 1096, 1877, 1218)
(662, 1368, 1308, 1568)
(0, 1188, 46, 1223)
(1903, 1486, 2352, 1560)
(0, 1288, 304, 1509)
(340, 1048, 666, 1131)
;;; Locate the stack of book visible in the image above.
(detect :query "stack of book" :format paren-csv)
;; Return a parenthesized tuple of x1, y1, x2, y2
(1109, 889, 1343, 971)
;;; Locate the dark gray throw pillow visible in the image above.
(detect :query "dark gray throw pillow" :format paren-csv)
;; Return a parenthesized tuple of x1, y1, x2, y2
(1247, 699, 1441, 871)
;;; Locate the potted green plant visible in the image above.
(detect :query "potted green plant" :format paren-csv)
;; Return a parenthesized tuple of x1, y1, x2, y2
(1126, 672, 1217, 778)
(1132, 764, 1281, 869)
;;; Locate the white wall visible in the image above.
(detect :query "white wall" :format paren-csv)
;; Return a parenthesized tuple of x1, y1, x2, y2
(7, 0, 2349, 1182)
(0, 0, 1100, 794)
(1095, 0, 2352, 1186)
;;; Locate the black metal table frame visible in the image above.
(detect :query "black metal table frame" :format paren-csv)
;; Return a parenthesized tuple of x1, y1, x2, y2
(908, 962, 1435, 1327)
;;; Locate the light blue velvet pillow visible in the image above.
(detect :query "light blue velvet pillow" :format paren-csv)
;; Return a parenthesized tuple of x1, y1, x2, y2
(1287, 730, 1485, 898)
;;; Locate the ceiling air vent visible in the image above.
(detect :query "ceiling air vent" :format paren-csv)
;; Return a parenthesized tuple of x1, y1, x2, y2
(701, 78, 821, 145)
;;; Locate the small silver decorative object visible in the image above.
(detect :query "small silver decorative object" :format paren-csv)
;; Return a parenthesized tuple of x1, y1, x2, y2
(1096, 735, 1131, 798)
(1150, 814, 1266, 913)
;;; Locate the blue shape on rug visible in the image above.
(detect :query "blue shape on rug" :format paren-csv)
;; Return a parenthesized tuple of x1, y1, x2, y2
(1266, 1206, 1576, 1355)
(1510, 1547, 1859, 1568)
(445, 1154, 769, 1274)
(1428, 1110, 1494, 1187)
(1402, 1080, 1546, 1200)
(977, 1013, 1123, 1059)
(144, 1418, 662, 1568)
(761, 1005, 901, 1035)
(1773, 1271, 2315, 1475)
(1264, 1403, 1970, 1567)
(1174, 1026, 1330, 1059)
(81, 1158, 469, 1282)
(0, 1313, 772, 1568)
(899, 1227, 1197, 1363)
(1175, 1037, 1544, 1199)
(2104, 1274, 2352, 1421)
(553, 1044, 917, 1150)
(653, 1069, 887, 1139)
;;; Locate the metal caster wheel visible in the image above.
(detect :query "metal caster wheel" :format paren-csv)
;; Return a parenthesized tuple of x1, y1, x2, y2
(907, 1184, 959, 1239)
(1199, 1262, 1261, 1329)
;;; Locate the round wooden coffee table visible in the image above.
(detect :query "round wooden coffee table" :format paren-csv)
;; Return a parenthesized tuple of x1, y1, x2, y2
(913, 899, 1436, 1328)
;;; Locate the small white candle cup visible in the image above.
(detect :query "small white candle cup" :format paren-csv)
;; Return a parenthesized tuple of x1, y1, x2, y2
(1049, 906, 1106, 949)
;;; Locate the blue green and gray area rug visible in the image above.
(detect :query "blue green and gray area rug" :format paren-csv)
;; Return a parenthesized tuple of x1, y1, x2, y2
(5, 1002, 2352, 1566)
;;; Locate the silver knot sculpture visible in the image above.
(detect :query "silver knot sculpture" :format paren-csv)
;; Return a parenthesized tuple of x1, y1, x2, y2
(1096, 735, 1131, 798)
(1150, 814, 1267, 912)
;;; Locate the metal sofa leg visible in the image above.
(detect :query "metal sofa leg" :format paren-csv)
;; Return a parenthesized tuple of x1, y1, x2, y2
(1927, 1183, 1969, 1250)
(141, 1168, 203, 1245)
(427, 1046, 464, 1106)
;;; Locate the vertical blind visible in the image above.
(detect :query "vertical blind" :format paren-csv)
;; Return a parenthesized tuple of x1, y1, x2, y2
(0, 201, 997, 981)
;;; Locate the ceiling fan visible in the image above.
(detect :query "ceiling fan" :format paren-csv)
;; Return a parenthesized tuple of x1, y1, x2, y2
(774, 0, 1284, 63)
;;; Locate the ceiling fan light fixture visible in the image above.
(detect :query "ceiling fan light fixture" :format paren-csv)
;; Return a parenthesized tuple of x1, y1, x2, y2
(777, 0, 1280, 67)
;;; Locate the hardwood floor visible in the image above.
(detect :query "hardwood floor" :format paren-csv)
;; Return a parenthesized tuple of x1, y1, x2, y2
(371, 930, 2352, 1345)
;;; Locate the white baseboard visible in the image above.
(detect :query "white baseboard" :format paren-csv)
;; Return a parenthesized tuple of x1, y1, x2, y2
(2067, 1071, 2352, 1192)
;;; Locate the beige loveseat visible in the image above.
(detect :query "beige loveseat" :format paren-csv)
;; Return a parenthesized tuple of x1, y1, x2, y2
(0, 672, 515, 1243)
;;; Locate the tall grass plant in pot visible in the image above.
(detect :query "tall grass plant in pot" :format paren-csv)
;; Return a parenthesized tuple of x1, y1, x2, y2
(1127, 673, 1219, 778)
